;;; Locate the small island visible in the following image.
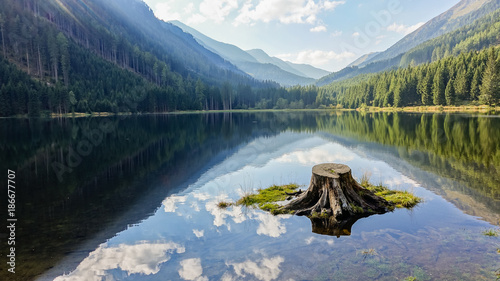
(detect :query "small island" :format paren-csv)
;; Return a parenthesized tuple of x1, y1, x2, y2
(221, 163, 421, 237)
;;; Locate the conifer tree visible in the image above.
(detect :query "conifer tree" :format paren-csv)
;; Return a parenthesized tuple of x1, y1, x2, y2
(432, 67, 446, 105)
(454, 66, 470, 100)
(420, 70, 433, 105)
(445, 79, 456, 105)
(479, 48, 500, 105)
(470, 69, 482, 100)
(57, 32, 70, 86)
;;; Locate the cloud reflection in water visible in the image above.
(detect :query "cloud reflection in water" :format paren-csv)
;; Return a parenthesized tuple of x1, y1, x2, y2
(178, 258, 208, 281)
(226, 256, 285, 281)
(54, 241, 185, 281)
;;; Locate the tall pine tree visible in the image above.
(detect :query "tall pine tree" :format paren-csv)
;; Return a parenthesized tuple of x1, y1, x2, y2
(445, 79, 456, 105)
(479, 47, 500, 105)
(432, 67, 446, 105)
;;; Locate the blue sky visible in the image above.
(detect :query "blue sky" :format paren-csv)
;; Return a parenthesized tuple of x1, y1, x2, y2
(142, 0, 460, 71)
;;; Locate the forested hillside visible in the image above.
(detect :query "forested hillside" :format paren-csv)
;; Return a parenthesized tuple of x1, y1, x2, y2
(317, 0, 500, 86)
(400, 9, 500, 66)
(0, 0, 498, 117)
(0, 0, 278, 116)
(362, 0, 500, 66)
(319, 47, 500, 108)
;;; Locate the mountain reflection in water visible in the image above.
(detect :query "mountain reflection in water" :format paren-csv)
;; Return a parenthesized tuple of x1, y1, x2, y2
(0, 112, 497, 281)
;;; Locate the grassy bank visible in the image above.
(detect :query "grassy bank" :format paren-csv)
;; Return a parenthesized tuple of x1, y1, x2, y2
(358, 105, 500, 114)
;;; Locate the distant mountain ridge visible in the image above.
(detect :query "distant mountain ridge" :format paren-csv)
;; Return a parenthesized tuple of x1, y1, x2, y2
(360, 0, 499, 67)
(317, 0, 500, 86)
(171, 20, 329, 86)
(347, 52, 381, 68)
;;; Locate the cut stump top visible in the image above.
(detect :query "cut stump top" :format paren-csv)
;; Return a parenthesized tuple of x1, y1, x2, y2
(312, 163, 351, 178)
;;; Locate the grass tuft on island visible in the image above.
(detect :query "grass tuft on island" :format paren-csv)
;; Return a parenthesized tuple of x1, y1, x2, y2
(482, 228, 499, 237)
(224, 181, 422, 216)
(364, 184, 422, 210)
(236, 184, 299, 215)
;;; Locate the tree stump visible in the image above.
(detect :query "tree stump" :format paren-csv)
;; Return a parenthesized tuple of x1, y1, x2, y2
(281, 163, 392, 221)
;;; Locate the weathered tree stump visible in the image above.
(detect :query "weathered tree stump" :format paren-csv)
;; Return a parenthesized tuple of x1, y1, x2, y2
(281, 163, 392, 220)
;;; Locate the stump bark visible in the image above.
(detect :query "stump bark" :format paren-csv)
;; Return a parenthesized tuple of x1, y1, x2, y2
(281, 163, 392, 220)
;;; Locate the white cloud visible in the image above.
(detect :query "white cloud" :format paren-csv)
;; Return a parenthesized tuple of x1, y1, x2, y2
(276, 148, 354, 165)
(324, 0, 345, 10)
(162, 195, 187, 212)
(179, 258, 208, 281)
(187, 13, 207, 24)
(330, 30, 342, 37)
(254, 212, 289, 238)
(154, 1, 182, 21)
(310, 25, 327, 32)
(193, 229, 205, 238)
(229, 256, 285, 281)
(184, 3, 195, 14)
(191, 201, 201, 212)
(234, 0, 344, 26)
(352, 31, 360, 37)
(54, 242, 185, 281)
(200, 0, 239, 23)
(277, 50, 355, 67)
(221, 272, 235, 281)
(387, 22, 424, 35)
(205, 198, 246, 229)
(193, 193, 211, 201)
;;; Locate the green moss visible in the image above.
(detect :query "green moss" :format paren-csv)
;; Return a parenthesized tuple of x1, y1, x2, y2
(482, 229, 499, 237)
(309, 210, 330, 219)
(236, 184, 299, 215)
(365, 184, 422, 209)
(403, 277, 417, 281)
(217, 201, 233, 209)
(350, 203, 364, 214)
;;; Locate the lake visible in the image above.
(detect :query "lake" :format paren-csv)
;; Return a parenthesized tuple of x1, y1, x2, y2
(0, 111, 498, 281)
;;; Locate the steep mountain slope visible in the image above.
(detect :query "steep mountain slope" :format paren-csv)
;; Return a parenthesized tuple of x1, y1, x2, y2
(246, 49, 309, 77)
(285, 61, 331, 80)
(399, 8, 500, 66)
(317, 0, 500, 86)
(361, 0, 500, 66)
(171, 21, 321, 86)
(316, 55, 402, 86)
(86, 0, 247, 79)
(169, 20, 259, 65)
(0, 0, 277, 116)
(347, 52, 381, 68)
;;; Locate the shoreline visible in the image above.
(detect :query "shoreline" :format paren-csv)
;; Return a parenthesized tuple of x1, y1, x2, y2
(1, 105, 499, 119)
(358, 105, 500, 114)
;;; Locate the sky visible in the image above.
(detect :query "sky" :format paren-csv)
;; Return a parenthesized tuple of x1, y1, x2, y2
(142, 0, 460, 71)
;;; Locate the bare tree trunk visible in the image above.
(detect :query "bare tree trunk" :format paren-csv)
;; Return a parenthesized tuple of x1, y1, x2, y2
(26, 48, 30, 75)
(38, 44, 42, 78)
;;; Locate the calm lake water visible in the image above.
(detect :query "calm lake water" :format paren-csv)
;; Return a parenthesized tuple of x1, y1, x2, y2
(0, 111, 499, 281)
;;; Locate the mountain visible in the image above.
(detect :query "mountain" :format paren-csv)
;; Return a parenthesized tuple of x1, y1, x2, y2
(284, 61, 331, 80)
(171, 21, 326, 86)
(169, 20, 260, 66)
(245, 49, 307, 77)
(399, 8, 500, 66)
(317, 0, 500, 86)
(347, 52, 381, 67)
(316, 55, 402, 86)
(0, 0, 284, 116)
(243, 49, 330, 79)
(361, 0, 500, 66)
